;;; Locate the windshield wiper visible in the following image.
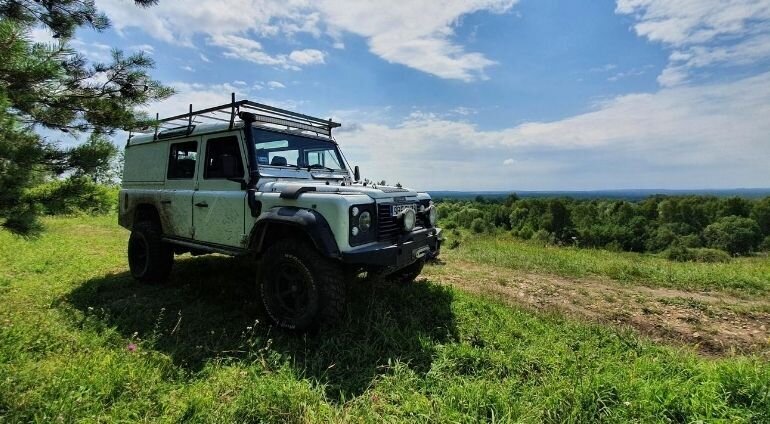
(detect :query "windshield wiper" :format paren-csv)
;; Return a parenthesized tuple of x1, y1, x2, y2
(306, 164, 336, 172)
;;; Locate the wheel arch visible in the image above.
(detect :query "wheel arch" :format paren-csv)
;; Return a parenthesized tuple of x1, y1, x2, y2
(132, 203, 162, 231)
(249, 207, 340, 259)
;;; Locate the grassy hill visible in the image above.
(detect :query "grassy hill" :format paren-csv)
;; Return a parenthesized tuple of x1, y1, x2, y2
(1, 216, 769, 422)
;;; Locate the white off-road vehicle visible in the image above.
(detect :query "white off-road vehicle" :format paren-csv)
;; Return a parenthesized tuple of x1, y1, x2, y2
(119, 96, 441, 329)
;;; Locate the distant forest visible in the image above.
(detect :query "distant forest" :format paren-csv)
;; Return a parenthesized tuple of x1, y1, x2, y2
(436, 195, 770, 260)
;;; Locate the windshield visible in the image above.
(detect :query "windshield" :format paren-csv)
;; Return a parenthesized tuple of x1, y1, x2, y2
(252, 128, 347, 172)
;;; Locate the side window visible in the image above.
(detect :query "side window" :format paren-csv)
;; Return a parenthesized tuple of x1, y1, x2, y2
(167, 141, 198, 179)
(204, 136, 244, 179)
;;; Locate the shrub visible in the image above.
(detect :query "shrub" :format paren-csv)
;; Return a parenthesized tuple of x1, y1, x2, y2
(470, 217, 486, 234)
(457, 207, 484, 228)
(703, 216, 762, 255)
(676, 234, 702, 248)
(645, 223, 694, 252)
(664, 246, 731, 263)
(515, 224, 534, 240)
(23, 177, 115, 216)
(532, 229, 553, 244)
(761, 236, 770, 252)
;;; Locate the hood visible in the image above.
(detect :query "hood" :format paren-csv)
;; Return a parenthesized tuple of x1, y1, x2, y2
(259, 179, 420, 200)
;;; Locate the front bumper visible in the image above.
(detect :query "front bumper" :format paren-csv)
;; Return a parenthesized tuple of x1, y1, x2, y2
(341, 227, 442, 269)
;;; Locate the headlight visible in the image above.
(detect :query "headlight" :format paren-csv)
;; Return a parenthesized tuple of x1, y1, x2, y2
(428, 205, 437, 226)
(349, 204, 376, 246)
(400, 208, 416, 232)
(359, 211, 371, 232)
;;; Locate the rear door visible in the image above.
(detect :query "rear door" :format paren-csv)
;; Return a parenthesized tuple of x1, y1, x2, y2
(192, 133, 248, 248)
(161, 139, 199, 238)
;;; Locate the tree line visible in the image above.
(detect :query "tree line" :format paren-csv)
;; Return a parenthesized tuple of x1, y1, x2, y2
(437, 195, 770, 258)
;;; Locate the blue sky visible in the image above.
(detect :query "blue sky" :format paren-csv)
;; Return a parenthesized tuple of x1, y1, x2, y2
(35, 0, 770, 190)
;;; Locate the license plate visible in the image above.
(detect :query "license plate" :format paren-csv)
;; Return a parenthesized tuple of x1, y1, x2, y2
(391, 204, 416, 216)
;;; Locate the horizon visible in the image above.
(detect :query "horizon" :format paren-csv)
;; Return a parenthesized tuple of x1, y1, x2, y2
(33, 0, 770, 191)
(428, 187, 770, 193)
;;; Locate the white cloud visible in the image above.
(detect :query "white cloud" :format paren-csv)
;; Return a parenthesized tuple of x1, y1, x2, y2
(288, 49, 325, 65)
(128, 44, 154, 54)
(206, 34, 324, 69)
(656, 66, 687, 87)
(451, 106, 477, 116)
(69, 39, 113, 62)
(316, 0, 517, 81)
(181, 65, 195, 72)
(208, 34, 284, 66)
(607, 66, 648, 82)
(616, 0, 770, 86)
(199, 53, 211, 63)
(267, 81, 286, 89)
(96, 0, 517, 80)
(616, 0, 770, 46)
(144, 82, 306, 123)
(503, 158, 515, 166)
(337, 72, 770, 189)
(28, 27, 58, 45)
(589, 63, 617, 72)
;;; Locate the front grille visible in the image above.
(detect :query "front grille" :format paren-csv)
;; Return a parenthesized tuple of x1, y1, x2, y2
(377, 202, 429, 241)
(377, 204, 400, 242)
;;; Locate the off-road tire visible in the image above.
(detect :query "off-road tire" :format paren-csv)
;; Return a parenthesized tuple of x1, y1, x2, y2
(258, 239, 346, 330)
(390, 259, 425, 285)
(128, 220, 173, 283)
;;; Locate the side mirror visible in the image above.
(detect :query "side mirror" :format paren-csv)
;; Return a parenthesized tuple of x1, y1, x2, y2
(354, 165, 360, 182)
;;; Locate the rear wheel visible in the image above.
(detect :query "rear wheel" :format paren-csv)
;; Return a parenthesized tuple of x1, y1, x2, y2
(128, 220, 173, 282)
(390, 259, 425, 285)
(259, 240, 345, 330)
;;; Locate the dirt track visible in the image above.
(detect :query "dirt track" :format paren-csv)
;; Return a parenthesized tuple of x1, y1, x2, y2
(424, 259, 770, 358)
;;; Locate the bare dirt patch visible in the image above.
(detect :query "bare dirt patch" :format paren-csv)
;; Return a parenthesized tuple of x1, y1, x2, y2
(424, 259, 770, 358)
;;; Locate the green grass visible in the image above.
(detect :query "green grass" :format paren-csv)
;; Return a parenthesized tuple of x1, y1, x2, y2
(450, 233, 770, 295)
(1, 216, 769, 422)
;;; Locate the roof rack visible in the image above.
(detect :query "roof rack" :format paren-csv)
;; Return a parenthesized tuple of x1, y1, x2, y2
(131, 93, 341, 140)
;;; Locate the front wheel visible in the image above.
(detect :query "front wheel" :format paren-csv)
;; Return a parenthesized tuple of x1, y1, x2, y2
(127, 220, 173, 282)
(258, 240, 345, 330)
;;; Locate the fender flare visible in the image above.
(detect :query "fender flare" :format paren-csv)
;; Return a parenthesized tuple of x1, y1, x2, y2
(250, 206, 341, 258)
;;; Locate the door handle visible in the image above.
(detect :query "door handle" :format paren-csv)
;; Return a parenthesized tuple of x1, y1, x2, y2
(195, 201, 208, 208)
(160, 200, 171, 205)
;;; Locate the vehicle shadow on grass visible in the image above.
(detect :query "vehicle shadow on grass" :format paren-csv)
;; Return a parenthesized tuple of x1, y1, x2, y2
(64, 255, 457, 401)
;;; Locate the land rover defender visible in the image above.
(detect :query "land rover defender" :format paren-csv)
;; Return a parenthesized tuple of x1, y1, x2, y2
(119, 95, 441, 329)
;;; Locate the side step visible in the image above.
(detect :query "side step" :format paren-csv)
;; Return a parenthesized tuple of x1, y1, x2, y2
(162, 237, 249, 257)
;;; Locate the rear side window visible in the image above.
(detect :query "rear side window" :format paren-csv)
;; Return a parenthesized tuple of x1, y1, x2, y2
(167, 141, 198, 179)
(204, 136, 244, 179)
